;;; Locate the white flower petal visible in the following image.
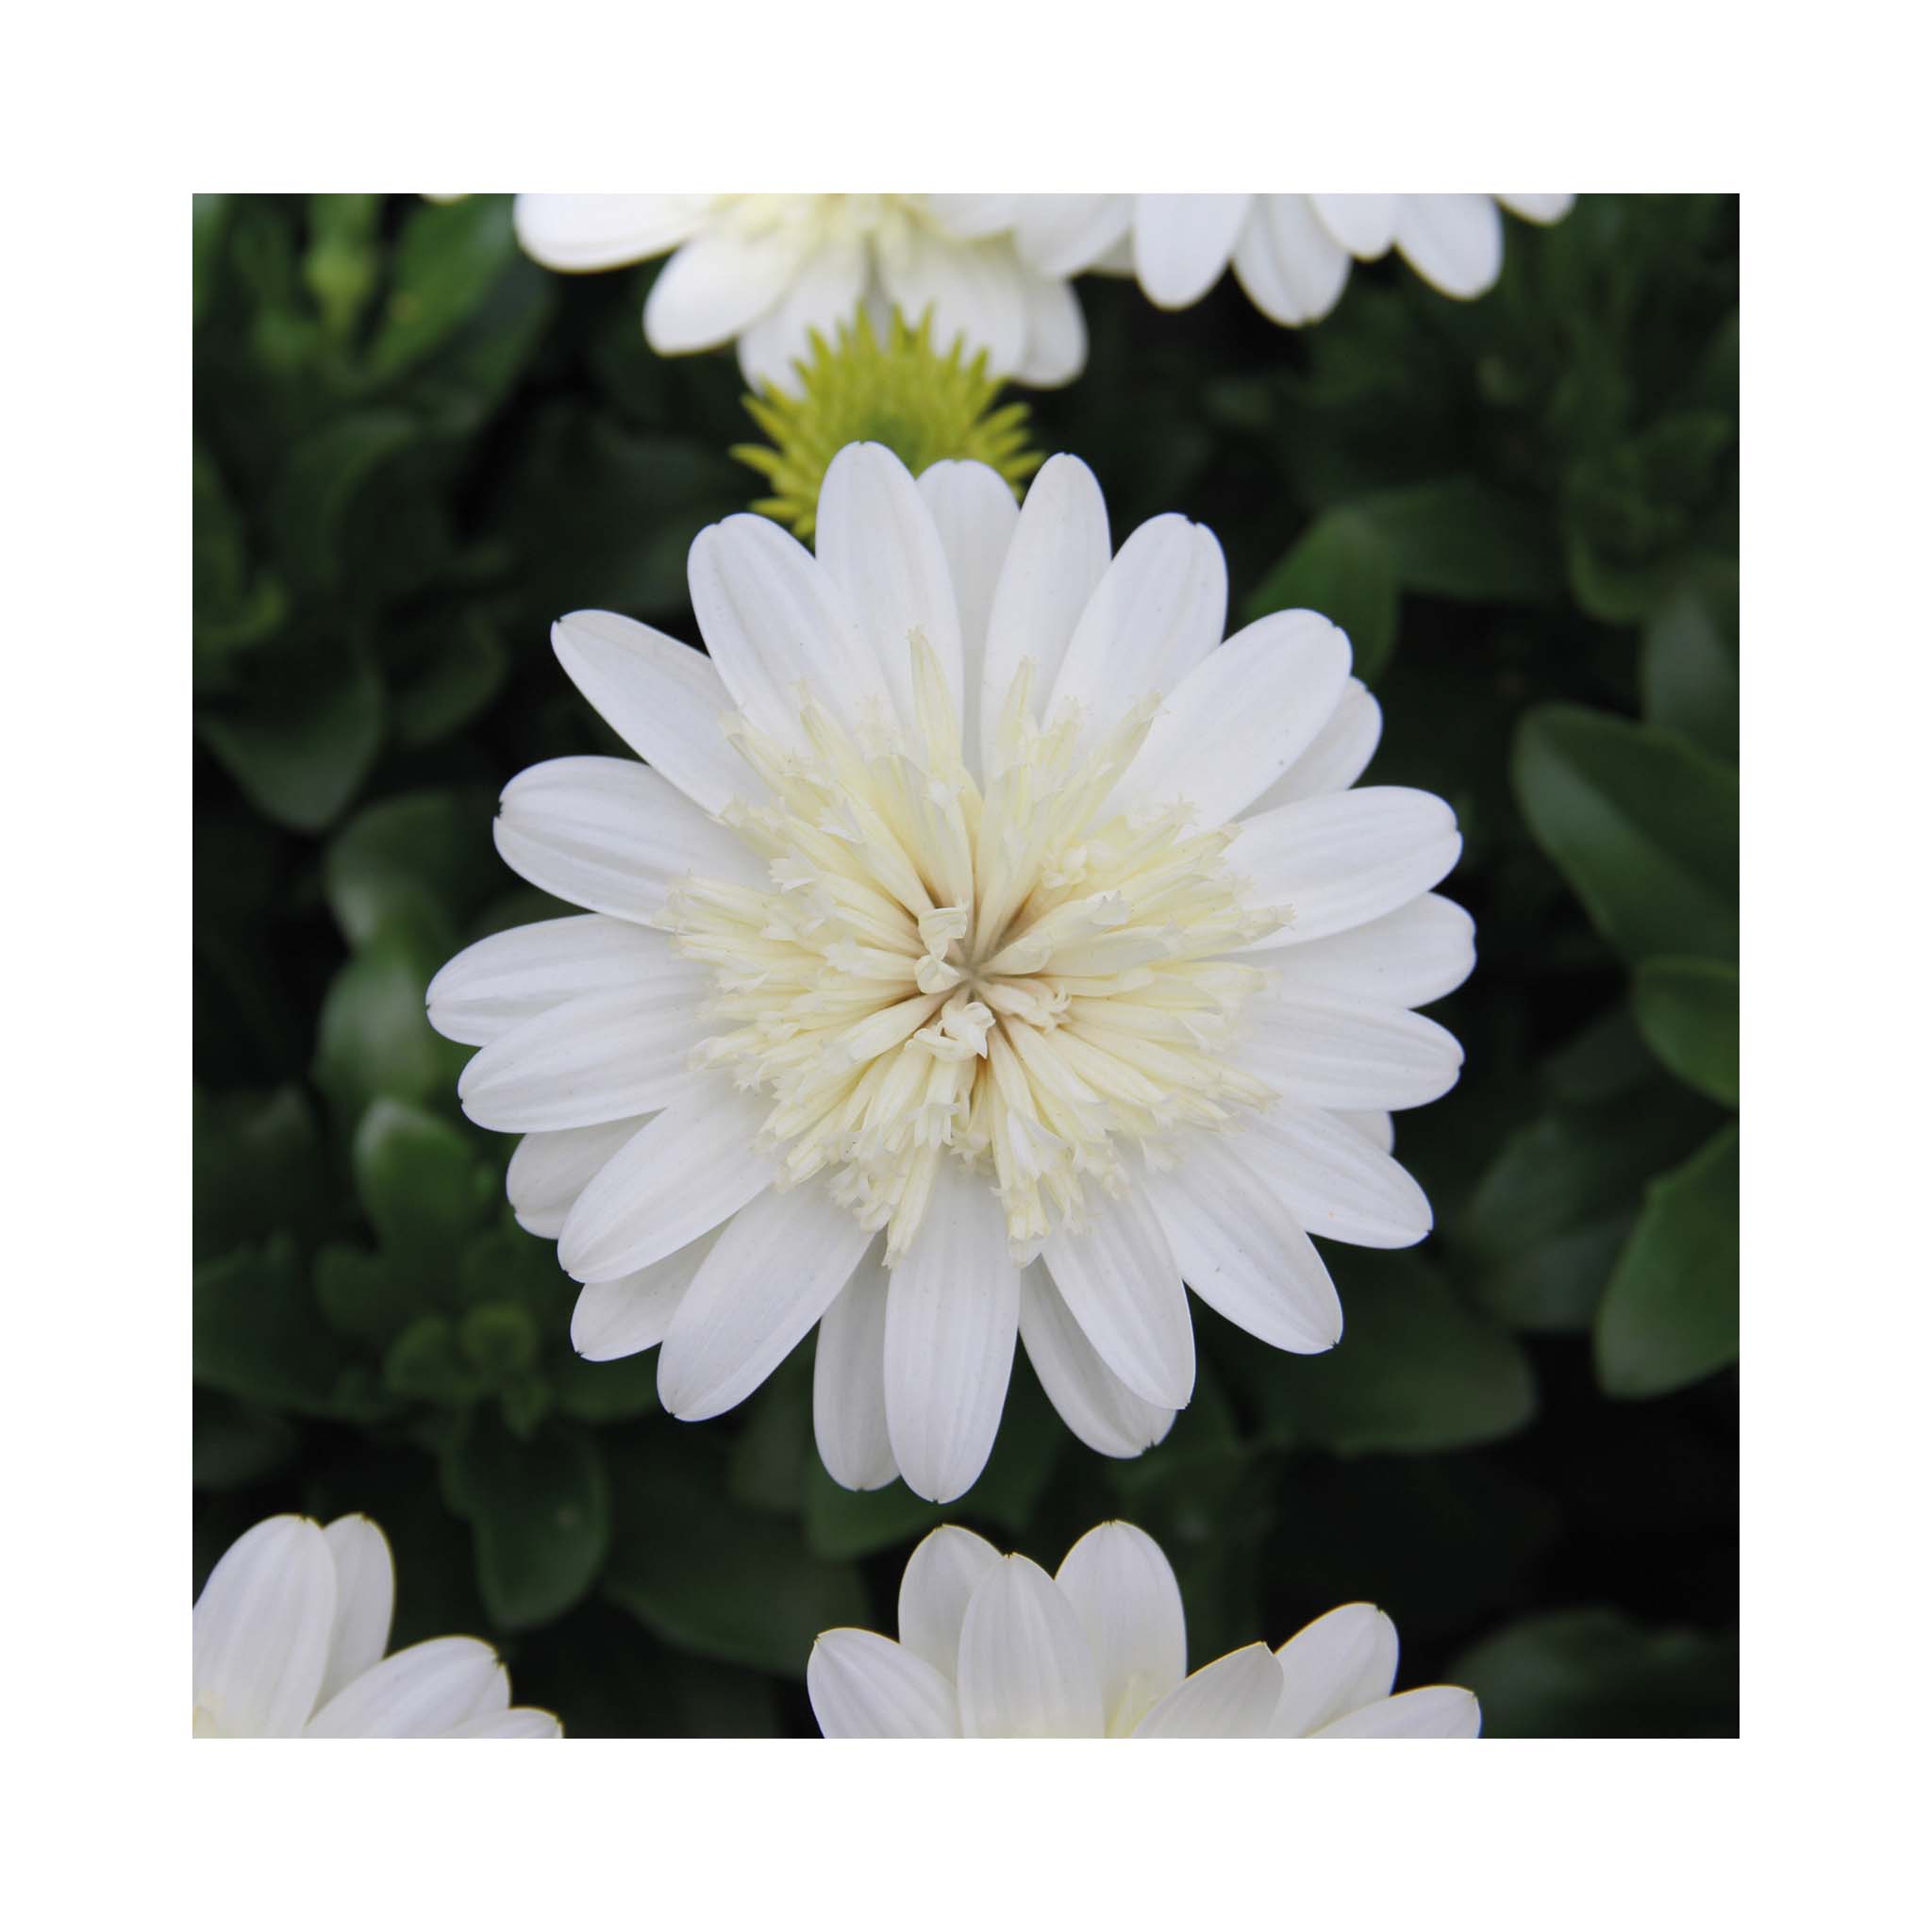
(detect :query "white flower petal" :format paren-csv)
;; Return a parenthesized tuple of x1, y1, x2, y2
(551, 611, 746, 816)
(875, 225, 1027, 376)
(736, 235, 869, 390)
(558, 1086, 775, 1284)
(513, 193, 709, 272)
(1314, 1685, 1481, 1739)
(192, 1516, 336, 1738)
(493, 757, 762, 926)
(458, 972, 712, 1132)
(569, 1225, 724, 1361)
(919, 458, 1021, 760)
(1117, 609, 1352, 823)
(1246, 676, 1383, 812)
(318, 1517, 394, 1708)
(658, 1184, 874, 1421)
(506, 1117, 647, 1240)
(1232, 786, 1461, 950)
(921, 193, 1020, 240)
(1132, 1642, 1283, 1738)
(1307, 193, 1399, 260)
(644, 225, 808, 356)
(816, 442, 966, 728)
(1392, 194, 1505, 299)
(1231, 991, 1464, 1112)
(1272, 1602, 1400, 1737)
(956, 1556, 1105, 1738)
(813, 1246, 898, 1491)
(1146, 1138, 1342, 1353)
(442, 1708, 563, 1739)
(427, 914, 674, 1049)
(1231, 195, 1353, 325)
(1339, 1109, 1397, 1153)
(1010, 193, 1135, 277)
(978, 454, 1112, 774)
(898, 1525, 1003, 1677)
(1010, 267, 1088, 387)
(1259, 893, 1475, 1009)
(808, 1629, 960, 1738)
(303, 1637, 508, 1739)
(884, 1164, 1020, 1503)
(1018, 1261, 1175, 1460)
(1131, 193, 1253, 308)
(1054, 1522, 1187, 1736)
(1041, 1188, 1193, 1408)
(1225, 1103, 1434, 1249)
(1498, 192, 1575, 225)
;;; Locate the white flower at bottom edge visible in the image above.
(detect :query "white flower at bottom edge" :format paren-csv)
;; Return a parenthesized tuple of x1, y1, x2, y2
(192, 1514, 560, 1738)
(808, 1521, 1479, 1738)
(974, 192, 1574, 325)
(512, 194, 1085, 391)
(428, 441, 1473, 1507)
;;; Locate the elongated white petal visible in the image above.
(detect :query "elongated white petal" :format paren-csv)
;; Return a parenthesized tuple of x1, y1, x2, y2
(1041, 1189, 1193, 1408)
(921, 193, 1020, 239)
(644, 226, 806, 355)
(1497, 192, 1576, 225)
(816, 442, 966, 727)
(1011, 265, 1089, 387)
(1132, 1642, 1283, 1738)
(957, 1556, 1105, 1738)
(493, 757, 762, 926)
(1231, 787, 1461, 950)
(898, 1525, 1003, 1678)
(808, 1629, 960, 1738)
(1339, 1109, 1397, 1152)
(1018, 1262, 1175, 1460)
(1132, 193, 1252, 308)
(1146, 1139, 1341, 1353)
(1307, 193, 1399, 260)
(875, 226, 1027, 377)
(1231, 991, 1464, 1111)
(514, 193, 709, 272)
(1011, 193, 1134, 277)
(569, 1225, 724, 1361)
(658, 1184, 874, 1421)
(1272, 1603, 1400, 1737)
(735, 235, 868, 390)
(1260, 893, 1475, 1008)
(192, 1517, 336, 1738)
(813, 1247, 897, 1491)
(304, 1638, 507, 1739)
(507, 1117, 647, 1239)
(428, 915, 674, 1048)
(979, 455, 1111, 774)
(1392, 194, 1505, 299)
(1248, 676, 1382, 812)
(551, 611, 745, 815)
(1314, 1685, 1481, 1739)
(318, 1517, 393, 1709)
(919, 458, 1020, 761)
(884, 1165, 1020, 1503)
(558, 1087, 774, 1284)
(1118, 609, 1351, 822)
(443, 1708, 563, 1739)
(1231, 195, 1354, 325)
(1055, 1523, 1187, 1736)
(1224, 1103, 1433, 1249)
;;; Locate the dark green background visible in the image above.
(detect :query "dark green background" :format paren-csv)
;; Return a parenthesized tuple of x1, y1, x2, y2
(193, 193, 1740, 1737)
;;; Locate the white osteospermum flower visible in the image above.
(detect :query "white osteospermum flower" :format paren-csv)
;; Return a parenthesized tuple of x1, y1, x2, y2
(973, 192, 1574, 325)
(429, 442, 1473, 1504)
(513, 194, 1086, 391)
(808, 1522, 1480, 1738)
(192, 1515, 560, 1738)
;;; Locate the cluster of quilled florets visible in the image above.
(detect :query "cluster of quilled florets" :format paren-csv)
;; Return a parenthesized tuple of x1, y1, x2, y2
(665, 634, 1286, 1266)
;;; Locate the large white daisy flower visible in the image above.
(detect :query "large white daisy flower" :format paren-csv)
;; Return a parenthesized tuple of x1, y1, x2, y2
(808, 1521, 1480, 1738)
(192, 1515, 560, 1737)
(428, 442, 1472, 1504)
(513, 194, 1085, 391)
(953, 192, 1574, 326)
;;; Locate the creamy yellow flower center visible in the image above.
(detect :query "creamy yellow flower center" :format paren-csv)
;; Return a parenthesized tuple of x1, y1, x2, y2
(668, 638, 1283, 1264)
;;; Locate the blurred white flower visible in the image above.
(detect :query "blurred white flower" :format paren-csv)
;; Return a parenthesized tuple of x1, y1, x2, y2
(808, 1521, 1481, 1737)
(981, 192, 1574, 325)
(513, 194, 1085, 391)
(430, 442, 1470, 1503)
(192, 1514, 560, 1738)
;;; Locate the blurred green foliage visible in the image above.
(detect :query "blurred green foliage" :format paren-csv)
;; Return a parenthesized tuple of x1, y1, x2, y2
(193, 193, 1739, 1735)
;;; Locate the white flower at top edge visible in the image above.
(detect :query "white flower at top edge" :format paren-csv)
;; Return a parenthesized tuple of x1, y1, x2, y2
(953, 192, 1574, 325)
(512, 194, 1086, 391)
(808, 1521, 1481, 1737)
(192, 1515, 560, 1737)
(428, 442, 1474, 1504)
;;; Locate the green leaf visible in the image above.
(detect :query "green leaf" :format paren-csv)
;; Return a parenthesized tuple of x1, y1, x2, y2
(1356, 477, 1564, 604)
(1242, 508, 1399, 684)
(445, 1412, 611, 1629)
(192, 1085, 331, 1263)
(550, 1348, 661, 1425)
(192, 194, 230, 326)
(1633, 957, 1739, 1106)
(323, 787, 501, 954)
(313, 1242, 416, 1348)
(1452, 1607, 1737, 1738)
(195, 1236, 354, 1417)
(384, 1314, 490, 1407)
(1641, 570, 1739, 764)
(271, 411, 423, 593)
(390, 613, 511, 748)
(1595, 1124, 1740, 1398)
(303, 193, 381, 340)
(312, 928, 469, 1123)
(368, 196, 519, 381)
(193, 1390, 299, 1490)
(352, 1097, 491, 1274)
(1513, 704, 1739, 962)
(192, 448, 287, 682)
(804, 1465, 947, 1561)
